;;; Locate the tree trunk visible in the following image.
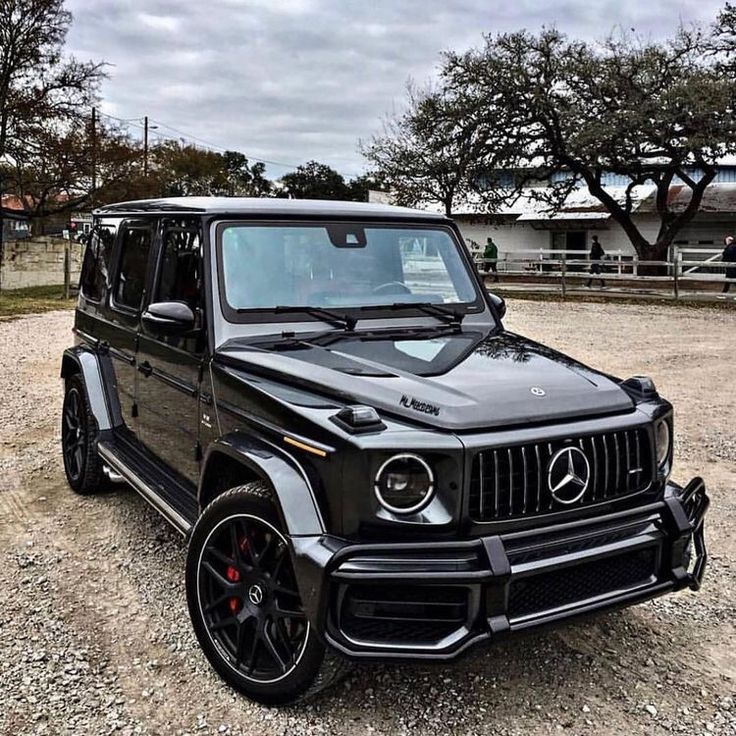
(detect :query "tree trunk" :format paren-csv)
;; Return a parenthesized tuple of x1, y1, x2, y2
(638, 240, 671, 276)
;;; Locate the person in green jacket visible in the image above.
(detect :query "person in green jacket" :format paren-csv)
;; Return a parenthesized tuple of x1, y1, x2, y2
(483, 237, 499, 282)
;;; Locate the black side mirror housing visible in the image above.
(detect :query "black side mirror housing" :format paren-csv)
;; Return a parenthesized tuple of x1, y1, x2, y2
(141, 301, 195, 335)
(488, 292, 507, 320)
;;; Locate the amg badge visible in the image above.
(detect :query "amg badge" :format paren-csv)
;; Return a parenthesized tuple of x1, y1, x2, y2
(400, 395, 441, 416)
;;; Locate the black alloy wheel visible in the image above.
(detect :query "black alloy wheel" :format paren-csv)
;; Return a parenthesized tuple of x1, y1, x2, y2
(197, 513, 309, 682)
(61, 375, 103, 494)
(62, 385, 87, 484)
(186, 483, 350, 704)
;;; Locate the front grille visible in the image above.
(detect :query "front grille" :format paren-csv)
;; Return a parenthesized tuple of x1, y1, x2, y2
(508, 546, 659, 619)
(469, 428, 653, 522)
(339, 585, 468, 645)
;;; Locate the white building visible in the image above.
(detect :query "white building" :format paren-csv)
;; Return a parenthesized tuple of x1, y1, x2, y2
(372, 177, 736, 260)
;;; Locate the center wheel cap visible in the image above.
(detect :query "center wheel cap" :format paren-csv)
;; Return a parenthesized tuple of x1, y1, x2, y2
(248, 583, 264, 606)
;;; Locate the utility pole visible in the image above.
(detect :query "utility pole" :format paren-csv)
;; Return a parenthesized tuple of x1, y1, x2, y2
(90, 107, 97, 193)
(144, 116, 149, 177)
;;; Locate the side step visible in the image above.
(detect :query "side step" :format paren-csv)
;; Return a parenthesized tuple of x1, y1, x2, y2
(98, 438, 198, 536)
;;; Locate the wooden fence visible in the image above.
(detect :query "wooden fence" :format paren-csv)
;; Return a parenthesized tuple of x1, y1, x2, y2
(474, 248, 735, 302)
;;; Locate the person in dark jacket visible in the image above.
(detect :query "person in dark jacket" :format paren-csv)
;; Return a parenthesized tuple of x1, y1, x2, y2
(483, 237, 500, 282)
(586, 235, 606, 288)
(722, 235, 736, 295)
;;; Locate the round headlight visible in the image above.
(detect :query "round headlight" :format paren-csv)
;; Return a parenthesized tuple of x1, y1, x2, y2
(374, 454, 434, 514)
(655, 419, 671, 467)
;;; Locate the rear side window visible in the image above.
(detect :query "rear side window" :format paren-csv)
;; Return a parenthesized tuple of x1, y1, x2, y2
(80, 223, 117, 302)
(156, 225, 201, 310)
(114, 225, 152, 310)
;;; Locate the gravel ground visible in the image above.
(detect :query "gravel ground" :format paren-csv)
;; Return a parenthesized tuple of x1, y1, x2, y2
(0, 302, 734, 736)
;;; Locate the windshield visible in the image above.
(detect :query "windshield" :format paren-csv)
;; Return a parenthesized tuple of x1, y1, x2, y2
(217, 222, 481, 319)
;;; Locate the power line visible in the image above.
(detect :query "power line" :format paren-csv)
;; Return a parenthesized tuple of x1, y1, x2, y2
(148, 117, 305, 170)
(95, 109, 364, 178)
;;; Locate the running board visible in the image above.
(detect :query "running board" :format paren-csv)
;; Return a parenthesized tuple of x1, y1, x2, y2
(98, 441, 194, 536)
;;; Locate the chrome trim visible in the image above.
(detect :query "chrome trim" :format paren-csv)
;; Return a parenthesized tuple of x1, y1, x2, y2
(102, 464, 125, 484)
(374, 453, 435, 515)
(98, 444, 191, 535)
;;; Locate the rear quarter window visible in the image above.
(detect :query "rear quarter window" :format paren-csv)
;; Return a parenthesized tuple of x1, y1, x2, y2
(80, 221, 117, 302)
(114, 225, 152, 310)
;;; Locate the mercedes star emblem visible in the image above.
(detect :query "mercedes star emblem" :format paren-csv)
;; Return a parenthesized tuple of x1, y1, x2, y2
(547, 446, 590, 504)
(248, 584, 264, 606)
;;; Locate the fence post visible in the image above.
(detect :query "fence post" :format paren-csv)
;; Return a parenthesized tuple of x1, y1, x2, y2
(63, 239, 71, 299)
(561, 251, 567, 299)
(673, 249, 680, 301)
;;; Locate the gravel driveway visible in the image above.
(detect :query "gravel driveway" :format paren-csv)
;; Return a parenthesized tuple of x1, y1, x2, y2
(0, 301, 734, 736)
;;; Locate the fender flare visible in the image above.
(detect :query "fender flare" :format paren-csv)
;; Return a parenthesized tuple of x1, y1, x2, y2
(199, 432, 326, 537)
(60, 347, 113, 431)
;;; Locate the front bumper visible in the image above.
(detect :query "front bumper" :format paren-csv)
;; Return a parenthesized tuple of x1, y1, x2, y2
(292, 478, 709, 661)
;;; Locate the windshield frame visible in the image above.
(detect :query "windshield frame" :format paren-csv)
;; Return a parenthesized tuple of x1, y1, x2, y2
(214, 218, 488, 325)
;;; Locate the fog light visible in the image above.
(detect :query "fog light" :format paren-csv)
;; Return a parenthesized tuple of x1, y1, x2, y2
(655, 419, 671, 467)
(374, 454, 434, 514)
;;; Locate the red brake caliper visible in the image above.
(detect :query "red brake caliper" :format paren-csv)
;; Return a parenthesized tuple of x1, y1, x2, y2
(226, 536, 249, 614)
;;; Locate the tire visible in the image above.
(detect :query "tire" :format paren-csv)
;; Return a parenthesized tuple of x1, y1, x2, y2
(61, 374, 104, 495)
(186, 482, 350, 705)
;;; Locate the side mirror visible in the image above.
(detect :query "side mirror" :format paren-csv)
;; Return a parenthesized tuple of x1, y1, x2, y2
(488, 292, 507, 320)
(141, 301, 195, 335)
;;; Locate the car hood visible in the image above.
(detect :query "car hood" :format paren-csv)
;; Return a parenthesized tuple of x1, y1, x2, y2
(215, 329, 634, 431)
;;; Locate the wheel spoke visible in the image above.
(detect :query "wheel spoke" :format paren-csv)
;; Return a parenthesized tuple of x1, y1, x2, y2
(229, 523, 243, 567)
(64, 410, 76, 431)
(245, 630, 262, 674)
(247, 528, 262, 570)
(209, 615, 239, 632)
(273, 582, 300, 597)
(274, 604, 306, 620)
(203, 591, 232, 614)
(259, 534, 275, 566)
(73, 447, 84, 473)
(204, 544, 236, 570)
(262, 626, 288, 671)
(234, 622, 247, 666)
(271, 545, 287, 580)
(200, 560, 240, 592)
(274, 617, 297, 664)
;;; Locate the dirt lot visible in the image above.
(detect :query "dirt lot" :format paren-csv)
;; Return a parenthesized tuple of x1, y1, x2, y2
(0, 301, 734, 736)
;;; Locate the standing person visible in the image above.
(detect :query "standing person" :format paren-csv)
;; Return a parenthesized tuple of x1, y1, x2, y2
(721, 235, 736, 296)
(586, 235, 606, 288)
(483, 236, 500, 283)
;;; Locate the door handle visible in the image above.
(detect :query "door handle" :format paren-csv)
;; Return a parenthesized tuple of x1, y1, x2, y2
(138, 361, 153, 377)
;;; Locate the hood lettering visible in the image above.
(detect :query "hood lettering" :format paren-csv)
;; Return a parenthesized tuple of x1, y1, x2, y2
(400, 395, 441, 416)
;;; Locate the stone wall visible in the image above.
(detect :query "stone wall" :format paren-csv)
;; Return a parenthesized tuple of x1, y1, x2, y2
(0, 237, 84, 290)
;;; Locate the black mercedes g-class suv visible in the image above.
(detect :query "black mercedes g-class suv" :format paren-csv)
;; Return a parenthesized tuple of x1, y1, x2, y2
(61, 197, 709, 704)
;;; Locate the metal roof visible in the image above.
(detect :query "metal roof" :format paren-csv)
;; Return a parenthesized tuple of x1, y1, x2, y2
(93, 196, 447, 220)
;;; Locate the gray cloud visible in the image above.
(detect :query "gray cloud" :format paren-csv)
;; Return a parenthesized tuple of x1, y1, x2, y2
(64, 0, 725, 178)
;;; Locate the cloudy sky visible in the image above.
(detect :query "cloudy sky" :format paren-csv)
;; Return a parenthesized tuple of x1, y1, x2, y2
(65, 0, 725, 180)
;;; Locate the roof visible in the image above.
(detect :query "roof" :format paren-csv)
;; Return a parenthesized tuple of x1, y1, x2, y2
(1, 194, 28, 212)
(94, 197, 447, 220)
(637, 182, 736, 214)
(1, 195, 30, 219)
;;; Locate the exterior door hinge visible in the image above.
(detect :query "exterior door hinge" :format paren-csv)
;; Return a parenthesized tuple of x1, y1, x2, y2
(194, 441, 203, 462)
(131, 403, 138, 418)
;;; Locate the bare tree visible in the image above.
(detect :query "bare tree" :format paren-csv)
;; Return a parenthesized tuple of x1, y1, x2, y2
(0, 0, 103, 283)
(361, 84, 494, 216)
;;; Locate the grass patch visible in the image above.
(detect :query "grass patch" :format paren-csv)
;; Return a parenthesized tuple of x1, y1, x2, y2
(0, 284, 76, 318)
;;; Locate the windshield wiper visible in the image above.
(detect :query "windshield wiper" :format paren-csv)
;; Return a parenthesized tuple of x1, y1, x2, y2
(271, 305, 357, 332)
(389, 302, 465, 327)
